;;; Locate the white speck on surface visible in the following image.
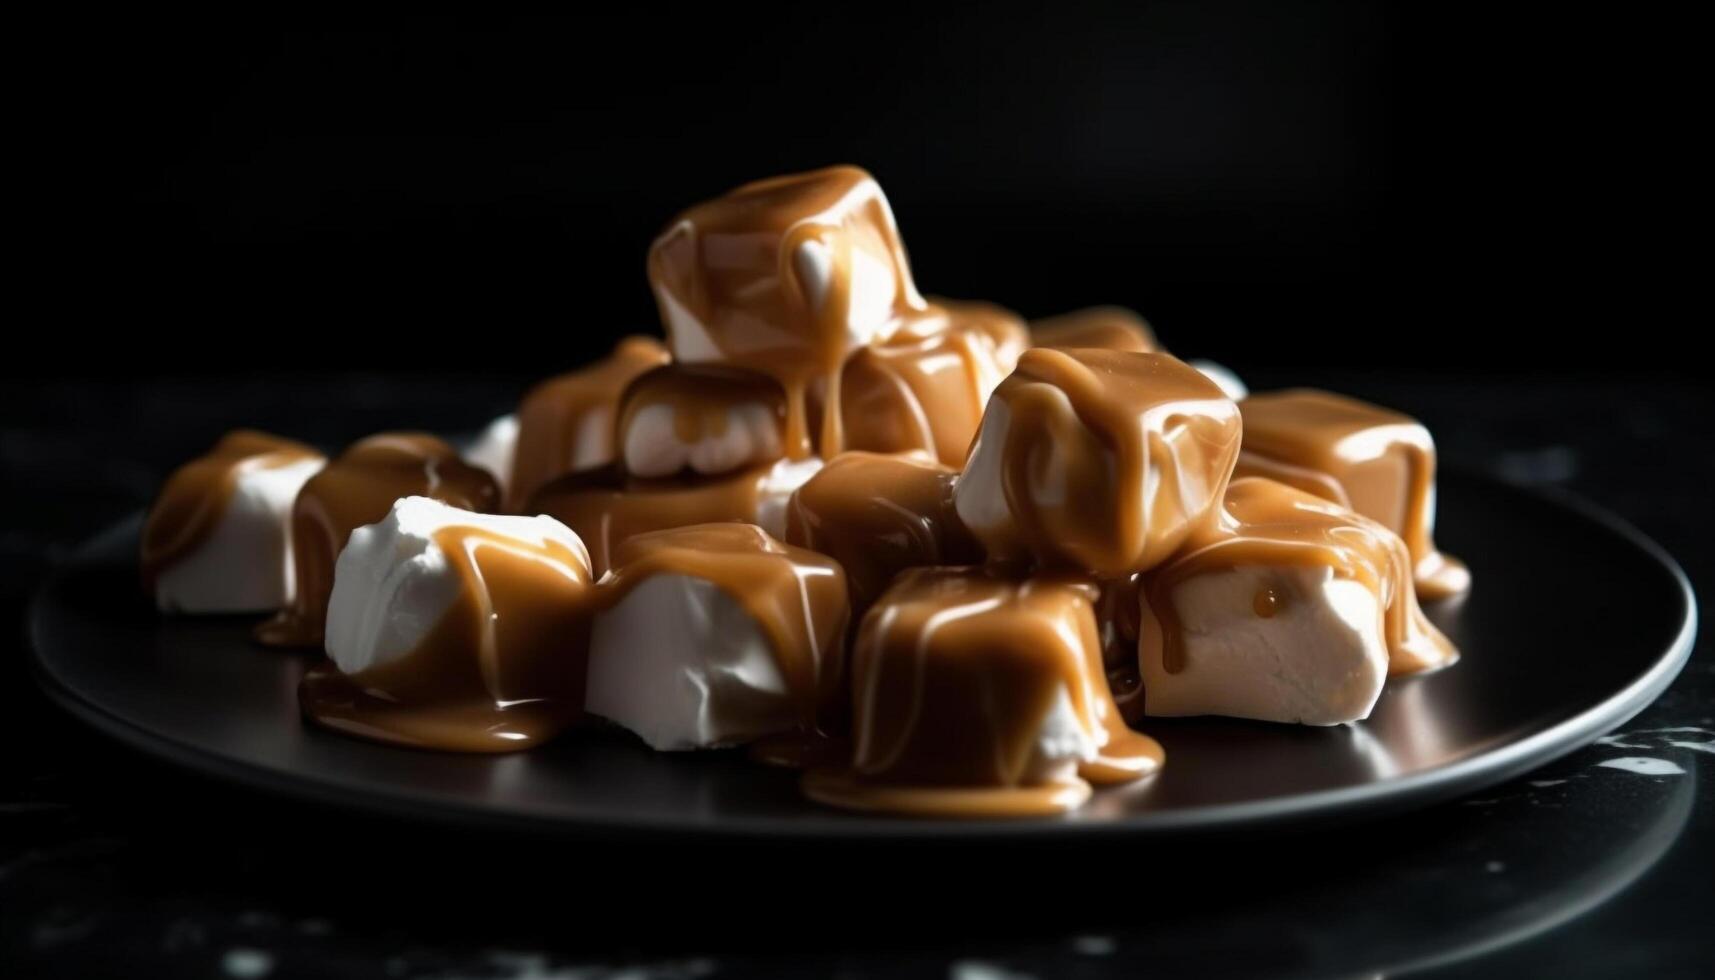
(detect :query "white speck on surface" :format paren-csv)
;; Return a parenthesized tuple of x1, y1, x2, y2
(951, 961, 1036, 980)
(1669, 739, 1715, 754)
(1597, 757, 1686, 776)
(1529, 779, 1567, 787)
(1072, 935, 1117, 956)
(1596, 734, 1649, 749)
(223, 948, 275, 979)
(1485, 860, 1505, 873)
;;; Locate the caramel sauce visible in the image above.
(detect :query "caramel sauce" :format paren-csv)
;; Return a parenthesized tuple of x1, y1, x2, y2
(1029, 306, 1159, 352)
(823, 301, 1028, 466)
(140, 430, 322, 591)
(784, 450, 980, 613)
(1253, 586, 1283, 618)
(1234, 389, 1470, 599)
(804, 568, 1161, 817)
(257, 434, 498, 648)
(1142, 477, 1458, 679)
(508, 336, 669, 511)
(300, 523, 594, 751)
(648, 166, 927, 461)
(972, 348, 1243, 576)
(526, 463, 784, 575)
(614, 363, 786, 475)
(603, 523, 850, 735)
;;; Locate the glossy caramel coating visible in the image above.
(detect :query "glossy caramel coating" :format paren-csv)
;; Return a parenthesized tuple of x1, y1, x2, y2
(1140, 477, 1458, 686)
(300, 522, 594, 751)
(256, 434, 498, 647)
(1029, 306, 1159, 352)
(804, 568, 1161, 817)
(140, 430, 321, 591)
(1234, 389, 1469, 599)
(957, 348, 1242, 577)
(648, 165, 927, 458)
(825, 301, 1028, 466)
(784, 451, 980, 611)
(508, 336, 670, 511)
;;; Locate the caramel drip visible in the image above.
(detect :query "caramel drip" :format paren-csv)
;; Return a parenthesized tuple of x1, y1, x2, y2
(140, 430, 321, 590)
(1029, 306, 1160, 353)
(300, 524, 593, 752)
(508, 336, 669, 511)
(526, 464, 777, 575)
(603, 523, 850, 733)
(1143, 477, 1458, 678)
(647, 166, 927, 463)
(784, 451, 980, 612)
(615, 363, 787, 474)
(1234, 389, 1469, 599)
(827, 302, 1027, 466)
(804, 568, 1161, 818)
(984, 348, 1242, 576)
(257, 434, 498, 648)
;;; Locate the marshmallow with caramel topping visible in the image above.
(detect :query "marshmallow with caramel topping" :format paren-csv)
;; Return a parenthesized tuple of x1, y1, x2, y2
(954, 348, 1243, 577)
(302, 497, 595, 751)
(1234, 389, 1469, 598)
(829, 302, 1029, 466)
(526, 457, 822, 575)
(785, 451, 979, 610)
(585, 523, 849, 751)
(1030, 306, 1159, 352)
(617, 364, 786, 478)
(256, 433, 499, 648)
(648, 165, 928, 456)
(803, 568, 1161, 817)
(142, 430, 325, 613)
(508, 336, 670, 511)
(1136, 478, 1458, 727)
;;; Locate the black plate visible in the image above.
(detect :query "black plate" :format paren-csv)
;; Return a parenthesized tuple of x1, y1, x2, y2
(26, 471, 1695, 839)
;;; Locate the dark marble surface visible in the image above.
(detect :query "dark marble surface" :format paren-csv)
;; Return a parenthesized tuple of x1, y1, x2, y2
(2, 371, 1710, 979)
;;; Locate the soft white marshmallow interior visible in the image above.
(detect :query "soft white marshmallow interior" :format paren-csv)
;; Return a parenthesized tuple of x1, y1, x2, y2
(952, 397, 1018, 555)
(1189, 359, 1249, 401)
(154, 457, 325, 614)
(462, 413, 519, 496)
(622, 402, 782, 478)
(1140, 565, 1388, 726)
(324, 496, 591, 677)
(585, 574, 795, 750)
(1019, 684, 1100, 784)
(755, 457, 824, 540)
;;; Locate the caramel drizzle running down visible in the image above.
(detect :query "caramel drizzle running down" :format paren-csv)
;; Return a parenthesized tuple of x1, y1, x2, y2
(984, 348, 1242, 576)
(828, 301, 1028, 466)
(140, 430, 321, 590)
(300, 524, 594, 752)
(784, 450, 980, 612)
(508, 336, 670, 511)
(1233, 388, 1469, 599)
(647, 166, 927, 463)
(803, 568, 1161, 818)
(257, 433, 498, 648)
(301, 521, 846, 753)
(1029, 306, 1160, 353)
(1143, 477, 1458, 678)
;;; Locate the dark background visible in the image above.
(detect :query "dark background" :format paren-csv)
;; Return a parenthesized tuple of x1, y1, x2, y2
(22, 6, 1691, 379)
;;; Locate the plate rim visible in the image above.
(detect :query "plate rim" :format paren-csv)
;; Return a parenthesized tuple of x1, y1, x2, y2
(25, 472, 1699, 840)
